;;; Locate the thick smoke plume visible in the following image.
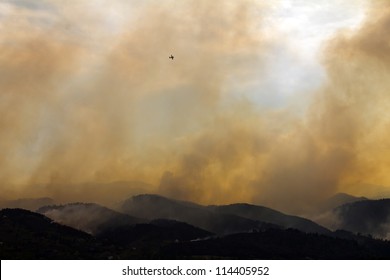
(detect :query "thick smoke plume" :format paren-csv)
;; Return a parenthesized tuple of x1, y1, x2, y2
(1, 0, 390, 214)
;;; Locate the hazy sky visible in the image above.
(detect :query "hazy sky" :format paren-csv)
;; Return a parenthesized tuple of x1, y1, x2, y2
(1, 0, 389, 214)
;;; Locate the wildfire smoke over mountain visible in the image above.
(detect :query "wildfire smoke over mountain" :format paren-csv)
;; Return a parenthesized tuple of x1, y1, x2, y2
(1, 0, 389, 214)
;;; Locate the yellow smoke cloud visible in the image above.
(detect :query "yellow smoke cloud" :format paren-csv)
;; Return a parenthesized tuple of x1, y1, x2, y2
(1, 0, 390, 214)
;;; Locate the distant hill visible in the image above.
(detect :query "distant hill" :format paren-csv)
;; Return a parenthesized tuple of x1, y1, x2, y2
(0, 197, 55, 211)
(38, 203, 145, 235)
(332, 199, 390, 239)
(208, 203, 330, 235)
(0, 208, 108, 259)
(73, 180, 154, 207)
(29, 181, 154, 208)
(322, 193, 368, 212)
(121, 194, 281, 235)
(121, 194, 329, 235)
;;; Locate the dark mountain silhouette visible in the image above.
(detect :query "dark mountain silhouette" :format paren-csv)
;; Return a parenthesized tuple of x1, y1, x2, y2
(121, 194, 280, 235)
(0, 197, 55, 211)
(121, 194, 202, 217)
(0, 208, 109, 259)
(121, 194, 328, 234)
(38, 203, 145, 235)
(97, 219, 213, 259)
(332, 199, 390, 239)
(162, 228, 390, 259)
(208, 203, 330, 234)
(150, 218, 214, 238)
(2, 207, 390, 260)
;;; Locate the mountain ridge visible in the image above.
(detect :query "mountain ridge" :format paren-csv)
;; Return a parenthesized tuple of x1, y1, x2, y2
(121, 194, 329, 235)
(38, 202, 145, 235)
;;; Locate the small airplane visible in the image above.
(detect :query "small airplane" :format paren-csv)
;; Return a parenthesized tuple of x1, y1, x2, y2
(169, 55, 174, 60)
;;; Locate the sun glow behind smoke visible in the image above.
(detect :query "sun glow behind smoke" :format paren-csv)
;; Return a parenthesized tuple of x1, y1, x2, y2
(1, 0, 390, 214)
